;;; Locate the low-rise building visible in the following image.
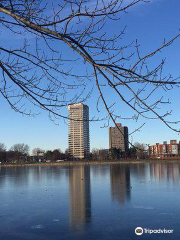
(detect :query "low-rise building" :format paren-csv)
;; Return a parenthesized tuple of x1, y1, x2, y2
(149, 140, 180, 158)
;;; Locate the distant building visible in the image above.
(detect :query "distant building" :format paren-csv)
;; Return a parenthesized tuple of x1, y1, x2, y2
(109, 123, 129, 154)
(29, 151, 45, 162)
(149, 140, 180, 158)
(94, 149, 109, 161)
(68, 103, 90, 159)
(98, 149, 109, 155)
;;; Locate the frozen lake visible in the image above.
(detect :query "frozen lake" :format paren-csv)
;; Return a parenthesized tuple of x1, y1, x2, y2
(0, 163, 179, 239)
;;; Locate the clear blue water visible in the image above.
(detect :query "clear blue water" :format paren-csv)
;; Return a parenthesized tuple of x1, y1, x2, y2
(0, 163, 180, 239)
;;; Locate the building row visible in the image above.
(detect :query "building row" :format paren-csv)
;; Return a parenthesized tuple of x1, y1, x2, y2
(67, 103, 180, 159)
(149, 140, 180, 158)
(68, 103, 129, 159)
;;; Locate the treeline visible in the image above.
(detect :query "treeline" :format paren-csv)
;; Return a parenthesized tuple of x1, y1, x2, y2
(0, 143, 29, 163)
(0, 142, 148, 163)
(32, 148, 70, 162)
(0, 143, 69, 163)
(91, 142, 148, 161)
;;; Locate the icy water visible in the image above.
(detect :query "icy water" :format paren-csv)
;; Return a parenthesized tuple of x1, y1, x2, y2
(0, 163, 180, 240)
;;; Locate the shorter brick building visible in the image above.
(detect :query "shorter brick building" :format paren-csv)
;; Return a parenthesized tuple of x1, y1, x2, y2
(109, 123, 129, 154)
(149, 140, 180, 158)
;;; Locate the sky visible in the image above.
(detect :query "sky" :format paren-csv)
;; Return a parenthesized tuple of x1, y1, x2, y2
(1, 0, 180, 153)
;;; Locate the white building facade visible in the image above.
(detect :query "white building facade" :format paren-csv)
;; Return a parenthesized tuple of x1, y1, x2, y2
(68, 103, 90, 159)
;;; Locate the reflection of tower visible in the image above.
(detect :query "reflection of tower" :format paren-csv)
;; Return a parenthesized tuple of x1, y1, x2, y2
(110, 165, 131, 204)
(131, 164, 147, 178)
(69, 165, 91, 228)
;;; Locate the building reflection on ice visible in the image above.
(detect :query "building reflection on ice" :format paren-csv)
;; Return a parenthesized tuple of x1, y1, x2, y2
(150, 163, 180, 183)
(69, 165, 91, 228)
(110, 165, 131, 204)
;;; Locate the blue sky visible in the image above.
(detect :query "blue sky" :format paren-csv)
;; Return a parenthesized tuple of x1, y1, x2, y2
(1, 0, 180, 152)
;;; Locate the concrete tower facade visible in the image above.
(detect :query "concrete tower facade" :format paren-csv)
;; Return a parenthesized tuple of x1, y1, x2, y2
(68, 103, 90, 159)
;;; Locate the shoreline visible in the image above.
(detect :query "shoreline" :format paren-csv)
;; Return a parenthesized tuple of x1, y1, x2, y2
(1, 159, 180, 167)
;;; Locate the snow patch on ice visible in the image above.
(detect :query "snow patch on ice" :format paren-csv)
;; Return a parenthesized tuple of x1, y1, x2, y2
(53, 219, 60, 222)
(31, 225, 45, 229)
(133, 206, 154, 210)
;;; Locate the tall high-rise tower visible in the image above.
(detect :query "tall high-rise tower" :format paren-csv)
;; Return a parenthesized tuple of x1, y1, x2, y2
(68, 103, 90, 159)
